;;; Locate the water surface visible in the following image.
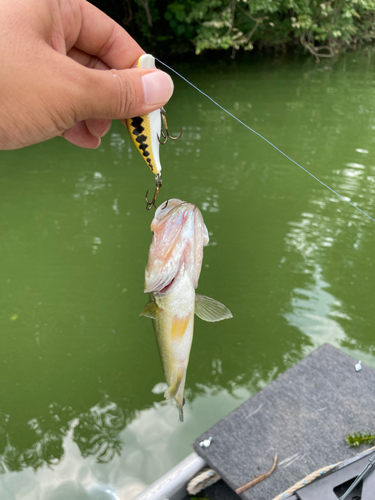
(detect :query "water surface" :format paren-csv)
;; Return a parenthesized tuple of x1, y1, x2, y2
(1, 49, 375, 499)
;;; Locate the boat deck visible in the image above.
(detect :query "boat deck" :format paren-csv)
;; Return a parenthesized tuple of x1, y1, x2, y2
(189, 343, 375, 499)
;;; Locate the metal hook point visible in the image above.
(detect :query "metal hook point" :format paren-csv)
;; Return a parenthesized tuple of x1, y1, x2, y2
(167, 124, 183, 141)
(157, 132, 168, 145)
(145, 175, 162, 210)
(158, 109, 183, 144)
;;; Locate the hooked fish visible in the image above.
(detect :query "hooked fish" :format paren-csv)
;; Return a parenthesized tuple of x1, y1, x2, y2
(140, 199, 232, 421)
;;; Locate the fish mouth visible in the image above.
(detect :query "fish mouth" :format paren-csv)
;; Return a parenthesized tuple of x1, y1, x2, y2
(158, 263, 184, 294)
(159, 280, 174, 294)
(159, 275, 177, 294)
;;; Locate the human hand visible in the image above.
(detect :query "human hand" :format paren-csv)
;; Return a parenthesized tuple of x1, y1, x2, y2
(0, 0, 174, 149)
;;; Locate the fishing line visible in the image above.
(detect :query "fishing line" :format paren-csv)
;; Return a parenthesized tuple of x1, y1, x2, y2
(155, 57, 375, 224)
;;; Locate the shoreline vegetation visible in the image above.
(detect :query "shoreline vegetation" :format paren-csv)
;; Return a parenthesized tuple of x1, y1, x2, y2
(92, 0, 375, 62)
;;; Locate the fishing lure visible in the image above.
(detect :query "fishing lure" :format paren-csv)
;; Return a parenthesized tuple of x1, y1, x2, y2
(126, 54, 182, 210)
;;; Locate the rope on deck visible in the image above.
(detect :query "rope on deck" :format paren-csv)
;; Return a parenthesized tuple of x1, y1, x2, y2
(271, 445, 375, 500)
(187, 468, 221, 495)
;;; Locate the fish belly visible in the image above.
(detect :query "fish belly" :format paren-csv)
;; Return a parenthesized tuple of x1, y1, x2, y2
(152, 275, 195, 409)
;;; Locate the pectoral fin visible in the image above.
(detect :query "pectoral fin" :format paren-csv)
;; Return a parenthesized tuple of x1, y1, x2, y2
(140, 301, 161, 319)
(195, 294, 233, 322)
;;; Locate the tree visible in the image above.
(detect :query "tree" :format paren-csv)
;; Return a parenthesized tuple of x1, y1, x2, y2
(91, 0, 375, 59)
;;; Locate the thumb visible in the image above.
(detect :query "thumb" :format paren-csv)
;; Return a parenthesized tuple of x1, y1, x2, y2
(74, 66, 174, 121)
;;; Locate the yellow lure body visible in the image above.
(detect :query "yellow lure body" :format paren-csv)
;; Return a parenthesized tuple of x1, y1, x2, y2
(126, 55, 162, 175)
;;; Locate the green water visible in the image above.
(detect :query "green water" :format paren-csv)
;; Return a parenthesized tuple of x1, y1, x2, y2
(1, 49, 375, 498)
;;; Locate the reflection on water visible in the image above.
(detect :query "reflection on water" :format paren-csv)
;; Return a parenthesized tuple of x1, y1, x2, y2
(73, 400, 125, 464)
(1, 50, 375, 498)
(284, 132, 375, 368)
(201, 190, 220, 213)
(73, 172, 107, 202)
(285, 263, 348, 346)
(0, 387, 255, 499)
(0, 398, 125, 476)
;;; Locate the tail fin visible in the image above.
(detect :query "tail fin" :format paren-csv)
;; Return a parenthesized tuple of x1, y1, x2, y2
(178, 402, 184, 422)
(164, 369, 186, 422)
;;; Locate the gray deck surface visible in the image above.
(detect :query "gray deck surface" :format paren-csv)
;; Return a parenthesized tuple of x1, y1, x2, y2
(192, 343, 375, 500)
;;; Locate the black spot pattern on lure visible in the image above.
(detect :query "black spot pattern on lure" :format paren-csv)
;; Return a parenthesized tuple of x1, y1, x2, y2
(129, 116, 154, 172)
(136, 135, 148, 146)
(129, 115, 155, 172)
(137, 138, 151, 158)
(130, 117, 144, 135)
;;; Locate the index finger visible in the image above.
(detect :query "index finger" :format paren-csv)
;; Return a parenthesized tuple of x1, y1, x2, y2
(73, 0, 144, 69)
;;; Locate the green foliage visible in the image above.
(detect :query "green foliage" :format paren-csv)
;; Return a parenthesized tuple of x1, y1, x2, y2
(90, 0, 375, 58)
(186, 0, 375, 58)
(346, 431, 375, 447)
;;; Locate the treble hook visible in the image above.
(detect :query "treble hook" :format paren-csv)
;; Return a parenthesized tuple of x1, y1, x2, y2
(158, 108, 183, 144)
(145, 174, 162, 210)
(158, 129, 168, 145)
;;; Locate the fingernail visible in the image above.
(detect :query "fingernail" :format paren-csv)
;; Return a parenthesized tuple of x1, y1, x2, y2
(142, 71, 174, 105)
(100, 120, 112, 137)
